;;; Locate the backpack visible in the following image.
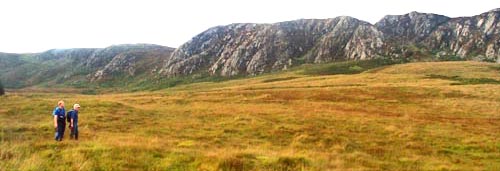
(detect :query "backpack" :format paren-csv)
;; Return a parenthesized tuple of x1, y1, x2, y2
(66, 110, 72, 123)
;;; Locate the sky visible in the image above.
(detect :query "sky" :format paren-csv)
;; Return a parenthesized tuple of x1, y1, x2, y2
(0, 0, 498, 53)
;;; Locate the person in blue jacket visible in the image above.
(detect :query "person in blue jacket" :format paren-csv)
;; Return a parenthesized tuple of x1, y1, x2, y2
(53, 101, 66, 141)
(67, 104, 80, 140)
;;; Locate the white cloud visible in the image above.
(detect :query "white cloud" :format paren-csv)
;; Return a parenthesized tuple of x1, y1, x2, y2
(0, 0, 497, 53)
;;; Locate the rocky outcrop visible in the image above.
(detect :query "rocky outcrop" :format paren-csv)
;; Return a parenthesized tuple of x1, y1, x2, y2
(161, 17, 384, 76)
(375, 12, 450, 42)
(424, 9, 500, 61)
(90, 44, 174, 81)
(375, 9, 500, 61)
(161, 8, 500, 77)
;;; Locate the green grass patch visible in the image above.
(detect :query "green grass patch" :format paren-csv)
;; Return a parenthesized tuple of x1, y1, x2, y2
(261, 77, 300, 83)
(302, 58, 397, 75)
(426, 74, 500, 85)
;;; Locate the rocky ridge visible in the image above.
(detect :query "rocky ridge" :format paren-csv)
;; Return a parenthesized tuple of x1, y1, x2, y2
(161, 9, 500, 76)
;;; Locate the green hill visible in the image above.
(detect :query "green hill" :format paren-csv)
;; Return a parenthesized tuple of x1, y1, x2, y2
(0, 44, 174, 89)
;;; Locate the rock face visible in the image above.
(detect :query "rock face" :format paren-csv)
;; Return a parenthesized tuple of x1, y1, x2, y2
(161, 17, 384, 76)
(161, 8, 500, 77)
(375, 12, 450, 42)
(89, 44, 174, 81)
(377, 9, 500, 62)
(0, 44, 174, 88)
(424, 9, 500, 61)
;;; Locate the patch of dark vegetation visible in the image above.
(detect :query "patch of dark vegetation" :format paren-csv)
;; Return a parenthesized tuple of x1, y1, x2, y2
(262, 77, 300, 83)
(47, 72, 247, 94)
(302, 58, 399, 76)
(489, 65, 500, 71)
(436, 55, 467, 62)
(268, 157, 309, 171)
(126, 72, 246, 91)
(0, 80, 4, 96)
(81, 89, 98, 95)
(218, 153, 257, 171)
(426, 74, 500, 85)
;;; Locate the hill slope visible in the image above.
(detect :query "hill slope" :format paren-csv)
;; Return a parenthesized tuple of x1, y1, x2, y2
(0, 44, 174, 88)
(1, 61, 499, 170)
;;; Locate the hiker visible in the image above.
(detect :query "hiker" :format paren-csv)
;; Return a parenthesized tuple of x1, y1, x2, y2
(53, 101, 66, 141)
(67, 104, 80, 140)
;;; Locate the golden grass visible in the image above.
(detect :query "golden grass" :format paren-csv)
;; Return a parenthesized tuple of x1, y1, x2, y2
(0, 61, 499, 170)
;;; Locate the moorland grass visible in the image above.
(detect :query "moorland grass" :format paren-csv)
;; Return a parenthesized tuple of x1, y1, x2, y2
(0, 61, 499, 170)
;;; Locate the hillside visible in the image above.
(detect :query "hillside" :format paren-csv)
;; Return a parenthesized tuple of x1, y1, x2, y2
(1, 9, 499, 90)
(0, 61, 499, 170)
(0, 44, 174, 88)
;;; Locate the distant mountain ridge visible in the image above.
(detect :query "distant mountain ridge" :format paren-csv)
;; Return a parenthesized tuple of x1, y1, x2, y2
(161, 8, 500, 76)
(0, 9, 499, 88)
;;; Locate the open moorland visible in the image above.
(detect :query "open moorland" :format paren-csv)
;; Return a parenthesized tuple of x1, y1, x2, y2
(1, 61, 499, 170)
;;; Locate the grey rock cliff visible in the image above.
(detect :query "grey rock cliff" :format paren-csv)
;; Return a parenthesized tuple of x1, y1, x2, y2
(375, 9, 500, 61)
(161, 16, 384, 77)
(161, 8, 500, 77)
(424, 9, 500, 61)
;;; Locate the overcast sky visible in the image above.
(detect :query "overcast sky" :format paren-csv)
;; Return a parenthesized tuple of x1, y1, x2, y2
(0, 0, 497, 53)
